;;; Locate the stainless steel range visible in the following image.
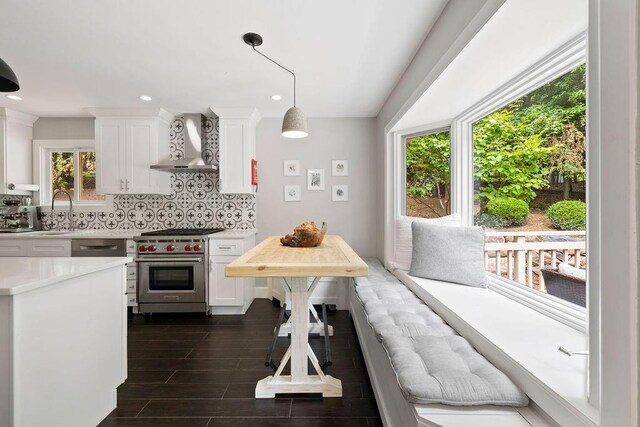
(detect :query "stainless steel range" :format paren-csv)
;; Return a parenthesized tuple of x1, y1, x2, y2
(134, 228, 225, 314)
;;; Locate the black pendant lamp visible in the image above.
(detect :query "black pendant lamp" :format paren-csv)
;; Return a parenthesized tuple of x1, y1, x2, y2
(0, 57, 19, 92)
(243, 32, 308, 139)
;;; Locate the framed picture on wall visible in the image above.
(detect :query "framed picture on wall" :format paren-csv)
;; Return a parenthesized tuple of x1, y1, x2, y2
(284, 185, 301, 202)
(283, 160, 300, 176)
(332, 185, 348, 202)
(307, 169, 325, 191)
(332, 160, 348, 176)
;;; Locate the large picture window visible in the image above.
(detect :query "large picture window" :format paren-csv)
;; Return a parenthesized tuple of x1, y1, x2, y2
(472, 64, 587, 306)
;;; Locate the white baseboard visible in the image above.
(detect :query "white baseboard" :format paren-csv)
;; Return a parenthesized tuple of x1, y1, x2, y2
(254, 286, 271, 299)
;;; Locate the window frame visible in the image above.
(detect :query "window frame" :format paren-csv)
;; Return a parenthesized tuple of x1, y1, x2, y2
(33, 139, 113, 212)
(388, 35, 588, 323)
(451, 33, 588, 330)
(386, 121, 459, 268)
(401, 125, 453, 219)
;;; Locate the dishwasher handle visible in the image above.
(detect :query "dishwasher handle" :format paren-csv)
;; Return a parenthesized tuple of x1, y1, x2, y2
(77, 244, 119, 251)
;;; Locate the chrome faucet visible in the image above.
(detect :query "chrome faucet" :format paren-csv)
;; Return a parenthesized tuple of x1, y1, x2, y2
(51, 190, 75, 231)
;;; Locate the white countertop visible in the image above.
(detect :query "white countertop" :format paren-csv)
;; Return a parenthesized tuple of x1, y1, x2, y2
(0, 229, 257, 240)
(0, 257, 132, 296)
(0, 229, 146, 239)
(209, 229, 256, 239)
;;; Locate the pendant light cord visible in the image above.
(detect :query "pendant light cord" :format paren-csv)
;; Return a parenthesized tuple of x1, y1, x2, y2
(251, 45, 296, 106)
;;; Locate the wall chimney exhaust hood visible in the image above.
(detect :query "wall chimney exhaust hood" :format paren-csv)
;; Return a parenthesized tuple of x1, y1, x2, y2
(151, 113, 217, 172)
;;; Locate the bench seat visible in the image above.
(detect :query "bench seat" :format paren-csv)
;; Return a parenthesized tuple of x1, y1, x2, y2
(356, 284, 425, 306)
(383, 334, 529, 406)
(350, 257, 549, 426)
(365, 303, 456, 340)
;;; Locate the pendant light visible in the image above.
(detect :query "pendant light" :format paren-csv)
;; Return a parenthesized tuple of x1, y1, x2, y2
(0, 57, 20, 92)
(243, 33, 308, 139)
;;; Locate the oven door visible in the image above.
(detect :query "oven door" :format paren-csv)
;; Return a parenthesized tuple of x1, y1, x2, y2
(137, 256, 206, 304)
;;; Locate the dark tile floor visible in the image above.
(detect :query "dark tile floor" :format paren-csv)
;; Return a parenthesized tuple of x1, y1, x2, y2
(99, 300, 382, 427)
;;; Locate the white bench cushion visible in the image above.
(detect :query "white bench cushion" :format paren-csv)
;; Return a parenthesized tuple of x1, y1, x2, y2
(382, 335, 529, 407)
(366, 303, 456, 340)
(355, 257, 399, 286)
(356, 284, 424, 306)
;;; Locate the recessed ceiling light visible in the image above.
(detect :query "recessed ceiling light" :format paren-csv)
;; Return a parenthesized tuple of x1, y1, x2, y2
(270, 94, 282, 101)
(139, 95, 152, 101)
(6, 94, 21, 101)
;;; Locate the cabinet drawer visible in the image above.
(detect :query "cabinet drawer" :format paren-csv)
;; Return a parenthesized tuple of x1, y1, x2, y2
(0, 240, 27, 256)
(126, 265, 137, 280)
(127, 294, 138, 306)
(126, 279, 137, 293)
(210, 239, 244, 256)
(27, 239, 71, 257)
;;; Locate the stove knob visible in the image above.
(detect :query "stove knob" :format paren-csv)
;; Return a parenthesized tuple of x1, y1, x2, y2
(166, 244, 175, 252)
(193, 244, 201, 252)
(138, 245, 147, 252)
(148, 245, 157, 252)
(184, 245, 192, 251)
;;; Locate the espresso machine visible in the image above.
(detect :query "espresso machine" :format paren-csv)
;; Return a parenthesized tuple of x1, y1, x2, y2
(0, 199, 42, 233)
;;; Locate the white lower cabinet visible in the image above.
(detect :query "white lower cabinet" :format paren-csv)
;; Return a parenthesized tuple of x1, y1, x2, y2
(0, 240, 27, 256)
(0, 239, 71, 256)
(209, 255, 243, 306)
(126, 239, 138, 309)
(208, 234, 255, 314)
(27, 239, 71, 257)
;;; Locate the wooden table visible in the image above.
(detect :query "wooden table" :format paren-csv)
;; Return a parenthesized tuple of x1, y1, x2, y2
(225, 235, 368, 398)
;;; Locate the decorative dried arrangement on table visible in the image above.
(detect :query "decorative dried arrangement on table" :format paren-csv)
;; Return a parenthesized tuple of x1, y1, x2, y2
(280, 222, 327, 247)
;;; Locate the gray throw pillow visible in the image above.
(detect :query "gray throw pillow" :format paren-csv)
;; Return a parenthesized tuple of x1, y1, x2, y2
(409, 222, 486, 288)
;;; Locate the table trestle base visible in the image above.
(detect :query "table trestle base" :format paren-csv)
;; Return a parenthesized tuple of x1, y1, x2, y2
(256, 276, 342, 398)
(255, 374, 342, 398)
(277, 277, 334, 337)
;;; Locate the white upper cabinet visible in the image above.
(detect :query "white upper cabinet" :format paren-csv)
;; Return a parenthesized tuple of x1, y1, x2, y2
(211, 107, 261, 194)
(0, 108, 38, 195)
(88, 109, 172, 195)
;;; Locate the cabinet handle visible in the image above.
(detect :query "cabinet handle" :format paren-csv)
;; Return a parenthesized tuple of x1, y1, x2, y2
(120, 180, 124, 191)
(126, 180, 129, 191)
(217, 246, 234, 250)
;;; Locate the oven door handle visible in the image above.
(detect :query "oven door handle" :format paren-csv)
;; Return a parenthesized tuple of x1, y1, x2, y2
(134, 257, 202, 263)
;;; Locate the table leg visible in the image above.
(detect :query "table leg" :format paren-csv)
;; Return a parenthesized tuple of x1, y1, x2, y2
(255, 276, 342, 398)
(277, 277, 334, 337)
(290, 277, 309, 381)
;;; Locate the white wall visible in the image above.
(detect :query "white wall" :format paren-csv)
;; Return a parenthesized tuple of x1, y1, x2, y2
(256, 118, 377, 257)
(33, 118, 94, 140)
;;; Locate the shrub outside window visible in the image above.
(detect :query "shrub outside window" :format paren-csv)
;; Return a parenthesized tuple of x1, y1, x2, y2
(405, 130, 451, 218)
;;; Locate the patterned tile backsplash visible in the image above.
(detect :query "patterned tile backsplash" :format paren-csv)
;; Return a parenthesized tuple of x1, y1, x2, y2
(0, 114, 255, 231)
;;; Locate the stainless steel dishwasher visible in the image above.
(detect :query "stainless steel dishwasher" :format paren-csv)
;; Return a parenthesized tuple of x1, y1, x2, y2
(71, 239, 127, 257)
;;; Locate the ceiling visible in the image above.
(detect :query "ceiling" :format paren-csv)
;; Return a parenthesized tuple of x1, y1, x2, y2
(0, 0, 448, 118)
(395, 0, 588, 130)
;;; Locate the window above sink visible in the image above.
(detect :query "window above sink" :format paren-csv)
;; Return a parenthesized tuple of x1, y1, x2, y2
(33, 139, 114, 212)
